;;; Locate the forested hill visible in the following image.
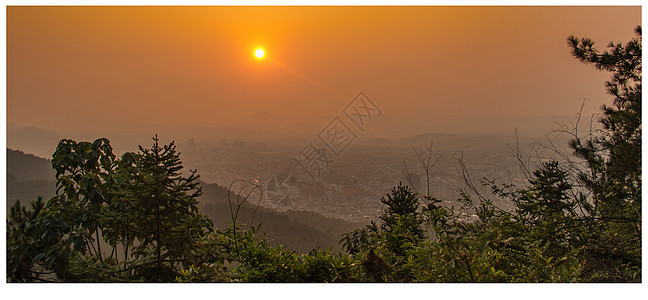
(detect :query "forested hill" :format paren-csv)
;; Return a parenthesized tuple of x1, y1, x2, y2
(198, 182, 362, 253)
(7, 148, 55, 181)
(6, 149, 56, 210)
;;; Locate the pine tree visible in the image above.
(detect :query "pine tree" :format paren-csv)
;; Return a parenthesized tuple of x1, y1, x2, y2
(123, 135, 213, 281)
(379, 183, 424, 255)
(6, 198, 46, 282)
(568, 26, 641, 281)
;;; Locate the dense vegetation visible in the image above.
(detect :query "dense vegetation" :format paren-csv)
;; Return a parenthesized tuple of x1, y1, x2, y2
(6, 149, 357, 254)
(6, 28, 641, 282)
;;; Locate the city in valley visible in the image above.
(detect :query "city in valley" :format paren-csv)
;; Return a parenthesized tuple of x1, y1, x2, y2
(178, 132, 555, 224)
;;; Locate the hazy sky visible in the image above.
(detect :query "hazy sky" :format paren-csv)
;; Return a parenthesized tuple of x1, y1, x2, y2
(6, 6, 642, 140)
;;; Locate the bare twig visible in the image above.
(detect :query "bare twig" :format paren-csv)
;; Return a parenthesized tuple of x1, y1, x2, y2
(403, 141, 442, 205)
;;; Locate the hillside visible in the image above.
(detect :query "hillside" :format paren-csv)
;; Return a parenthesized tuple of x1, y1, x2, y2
(198, 181, 361, 253)
(6, 149, 56, 210)
(5, 148, 361, 253)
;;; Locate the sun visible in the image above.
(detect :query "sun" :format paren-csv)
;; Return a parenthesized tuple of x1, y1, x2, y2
(254, 48, 265, 59)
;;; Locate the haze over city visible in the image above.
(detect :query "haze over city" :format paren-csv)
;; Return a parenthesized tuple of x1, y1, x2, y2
(7, 6, 640, 152)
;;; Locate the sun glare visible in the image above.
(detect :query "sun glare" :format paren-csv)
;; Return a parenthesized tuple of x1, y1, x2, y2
(254, 48, 265, 59)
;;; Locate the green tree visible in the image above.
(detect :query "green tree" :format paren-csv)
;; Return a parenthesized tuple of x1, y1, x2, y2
(120, 135, 213, 281)
(379, 184, 425, 255)
(50, 138, 117, 263)
(7, 136, 214, 282)
(12, 138, 122, 281)
(568, 26, 641, 281)
(513, 161, 580, 258)
(6, 198, 50, 282)
(340, 184, 425, 281)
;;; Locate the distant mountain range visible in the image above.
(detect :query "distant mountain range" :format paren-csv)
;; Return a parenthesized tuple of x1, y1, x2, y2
(7, 123, 63, 159)
(7, 112, 576, 158)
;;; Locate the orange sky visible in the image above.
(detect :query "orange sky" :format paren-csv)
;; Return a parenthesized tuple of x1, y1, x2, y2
(6, 6, 642, 141)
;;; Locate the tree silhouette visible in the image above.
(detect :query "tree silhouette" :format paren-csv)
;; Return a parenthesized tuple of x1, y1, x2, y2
(122, 135, 213, 281)
(568, 26, 641, 281)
